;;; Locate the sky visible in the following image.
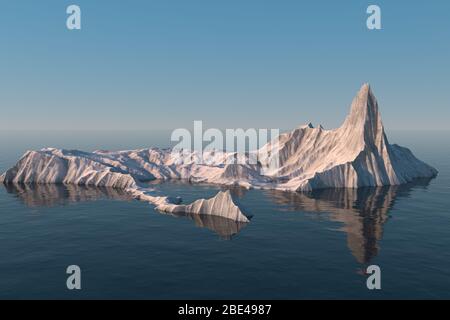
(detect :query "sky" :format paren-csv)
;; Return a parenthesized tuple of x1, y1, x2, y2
(1, 0, 449, 131)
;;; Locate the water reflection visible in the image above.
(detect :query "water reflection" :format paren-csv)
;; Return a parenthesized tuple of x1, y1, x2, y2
(3, 178, 432, 252)
(3, 183, 247, 240)
(160, 211, 248, 240)
(264, 178, 432, 264)
(4, 183, 133, 207)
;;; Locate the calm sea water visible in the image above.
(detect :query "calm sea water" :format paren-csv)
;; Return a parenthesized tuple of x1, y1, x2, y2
(0, 130, 449, 299)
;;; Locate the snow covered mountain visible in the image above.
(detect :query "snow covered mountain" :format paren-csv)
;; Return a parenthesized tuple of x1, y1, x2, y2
(257, 83, 438, 190)
(0, 84, 437, 221)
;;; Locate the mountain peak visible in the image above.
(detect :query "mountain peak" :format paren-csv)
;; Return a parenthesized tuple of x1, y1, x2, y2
(344, 83, 379, 122)
(340, 83, 386, 148)
(360, 82, 371, 93)
(353, 83, 374, 106)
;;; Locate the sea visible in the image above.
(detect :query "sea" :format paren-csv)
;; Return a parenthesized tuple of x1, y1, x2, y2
(0, 130, 449, 299)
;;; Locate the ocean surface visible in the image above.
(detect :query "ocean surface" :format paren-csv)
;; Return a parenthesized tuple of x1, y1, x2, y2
(0, 130, 449, 299)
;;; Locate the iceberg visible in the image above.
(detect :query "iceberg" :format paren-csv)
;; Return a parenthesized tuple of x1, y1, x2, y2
(0, 84, 437, 221)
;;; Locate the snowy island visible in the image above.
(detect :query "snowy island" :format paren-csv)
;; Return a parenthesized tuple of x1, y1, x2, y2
(0, 84, 438, 222)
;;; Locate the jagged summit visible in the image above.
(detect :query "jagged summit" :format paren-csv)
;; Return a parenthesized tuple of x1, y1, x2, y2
(346, 83, 377, 121)
(340, 83, 385, 146)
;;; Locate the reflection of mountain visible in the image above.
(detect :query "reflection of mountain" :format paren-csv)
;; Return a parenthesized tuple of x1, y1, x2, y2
(265, 178, 432, 264)
(3, 183, 247, 240)
(3, 178, 433, 250)
(4, 183, 133, 207)
(161, 211, 248, 240)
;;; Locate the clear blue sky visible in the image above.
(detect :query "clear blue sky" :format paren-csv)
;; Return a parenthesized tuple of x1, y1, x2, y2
(1, 0, 449, 130)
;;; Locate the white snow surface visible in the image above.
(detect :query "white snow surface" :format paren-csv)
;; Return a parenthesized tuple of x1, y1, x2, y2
(0, 84, 437, 221)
